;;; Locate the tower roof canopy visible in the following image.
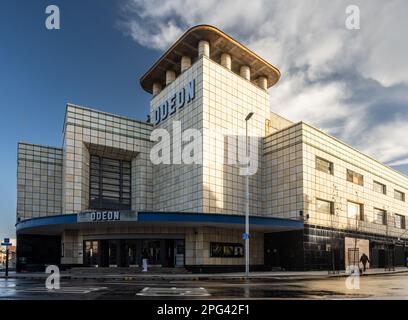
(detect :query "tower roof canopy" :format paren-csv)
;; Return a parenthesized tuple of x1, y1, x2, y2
(140, 24, 281, 93)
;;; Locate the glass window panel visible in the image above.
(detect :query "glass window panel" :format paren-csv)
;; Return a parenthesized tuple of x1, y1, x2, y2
(122, 162, 131, 169)
(102, 171, 120, 179)
(395, 214, 402, 228)
(102, 165, 120, 173)
(102, 177, 121, 185)
(102, 191, 120, 198)
(91, 182, 99, 189)
(394, 190, 405, 202)
(103, 184, 120, 192)
(90, 188, 100, 194)
(89, 155, 131, 210)
(316, 157, 333, 174)
(347, 201, 361, 219)
(347, 169, 364, 186)
(373, 181, 386, 194)
(102, 158, 120, 167)
(373, 208, 386, 225)
(316, 199, 333, 214)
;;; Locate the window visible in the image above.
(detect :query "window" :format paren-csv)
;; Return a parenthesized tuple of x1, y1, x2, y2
(210, 243, 244, 258)
(373, 181, 386, 195)
(373, 208, 387, 225)
(89, 155, 131, 210)
(346, 169, 364, 186)
(347, 201, 364, 221)
(395, 214, 406, 229)
(316, 198, 334, 215)
(316, 157, 333, 175)
(394, 190, 405, 202)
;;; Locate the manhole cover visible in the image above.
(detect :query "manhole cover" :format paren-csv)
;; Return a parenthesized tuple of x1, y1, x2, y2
(136, 287, 210, 297)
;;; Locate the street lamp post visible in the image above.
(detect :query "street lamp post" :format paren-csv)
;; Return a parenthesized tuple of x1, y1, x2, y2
(245, 112, 254, 277)
(5, 247, 9, 278)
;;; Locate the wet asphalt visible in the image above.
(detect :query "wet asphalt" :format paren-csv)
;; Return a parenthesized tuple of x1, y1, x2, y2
(0, 273, 407, 300)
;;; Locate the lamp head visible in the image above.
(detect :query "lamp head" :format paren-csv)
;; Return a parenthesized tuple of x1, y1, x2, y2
(245, 112, 254, 121)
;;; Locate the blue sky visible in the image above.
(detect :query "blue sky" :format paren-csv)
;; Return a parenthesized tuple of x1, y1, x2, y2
(0, 0, 157, 237)
(1, 0, 408, 238)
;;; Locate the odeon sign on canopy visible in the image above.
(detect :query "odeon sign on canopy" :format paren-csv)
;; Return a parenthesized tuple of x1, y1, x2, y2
(153, 79, 196, 125)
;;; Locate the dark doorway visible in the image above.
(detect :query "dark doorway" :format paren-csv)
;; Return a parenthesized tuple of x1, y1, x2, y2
(164, 239, 175, 267)
(395, 245, 405, 266)
(378, 249, 386, 268)
(264, 231, 304, 271)
(265, 247, 280, 268)
(17, 234, 61, 272)
(327, 247, 342, 272)
(99, 240, 109, 267)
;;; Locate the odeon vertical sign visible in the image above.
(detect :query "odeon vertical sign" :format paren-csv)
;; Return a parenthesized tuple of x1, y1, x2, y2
(153, 79, 195, 125)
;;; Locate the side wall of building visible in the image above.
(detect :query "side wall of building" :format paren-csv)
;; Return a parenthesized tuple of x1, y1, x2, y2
(302, 122, 408, 239)
(149, 58, 204, 212)
(17, 143, 63, 221)
(201, 57, 270, 216)
(262, 123, 304, 220)
(268, 111, 293, 134)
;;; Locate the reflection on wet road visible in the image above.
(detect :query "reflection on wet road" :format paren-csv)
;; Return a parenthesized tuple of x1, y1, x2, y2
(0, 273, 407, 299)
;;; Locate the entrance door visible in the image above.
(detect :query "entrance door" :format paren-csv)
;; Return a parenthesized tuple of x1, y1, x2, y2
(99, 240, 109, 267)
(164, 239, 175, 267)
(142, 240, 161, 266)
(378, 249, 386, 268)
(265, 247, 280, 269)
(348, 248, 359, 267)
(84, 241, 99, 267)
(124, 240, 139, 267)
(174, 240, 185, 267)
(108, 240, 119, 267)
(264, 236, 280, 269)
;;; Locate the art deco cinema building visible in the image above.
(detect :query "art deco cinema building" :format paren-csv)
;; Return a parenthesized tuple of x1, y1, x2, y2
(16, 25, 408, 272)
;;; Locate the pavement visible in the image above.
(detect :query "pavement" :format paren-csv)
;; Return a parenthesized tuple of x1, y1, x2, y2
(1, 267, 407, 281)
(1, 272, 408, 299)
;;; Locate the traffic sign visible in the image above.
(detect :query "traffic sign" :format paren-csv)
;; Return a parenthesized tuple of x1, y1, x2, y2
(242, 233, 249, 240)
(1, 243, 12, 246)
(4, 238, 9, 243)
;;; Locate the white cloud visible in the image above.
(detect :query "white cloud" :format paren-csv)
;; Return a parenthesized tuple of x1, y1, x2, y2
(119, 0, 408, 172)
(271, 74, 352, 127)
(359, 119, 408, 164)
(389, 159, 408, 167)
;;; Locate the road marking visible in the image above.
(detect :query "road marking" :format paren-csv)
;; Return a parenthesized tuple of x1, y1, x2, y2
(0, 285, 107, 295)
(136, 287, 210, 297)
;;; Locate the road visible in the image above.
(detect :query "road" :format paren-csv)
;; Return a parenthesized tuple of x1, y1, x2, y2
(0, 273, 407, 299)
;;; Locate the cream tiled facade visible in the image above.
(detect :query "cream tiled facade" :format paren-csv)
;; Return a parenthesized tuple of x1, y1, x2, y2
(150, 56, 270, 216)
(16, 25, 408, 272)
(17, 143, 63, 221)
(301, 122, 408, 239)
(60, 226, 263, 266)
(62, 104, 153, 214)
(263, 122, 408, 238)
(149, 59, 203, 212)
